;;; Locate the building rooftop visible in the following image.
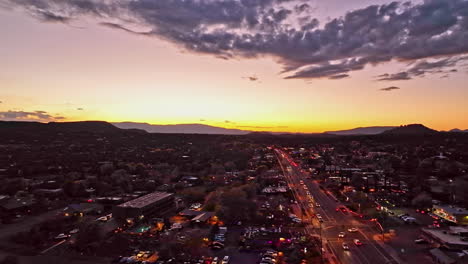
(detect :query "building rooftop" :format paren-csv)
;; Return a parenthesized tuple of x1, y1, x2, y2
(117, 192, 173, 209)
(435, 205, 468, 215)
(429, 248, 456, 264)
(423, 228, 468, 246)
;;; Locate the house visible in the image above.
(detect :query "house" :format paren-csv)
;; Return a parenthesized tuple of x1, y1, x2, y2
(0, 196, 35, 217)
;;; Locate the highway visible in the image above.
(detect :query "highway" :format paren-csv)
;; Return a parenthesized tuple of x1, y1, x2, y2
(275, 149, 400, 264)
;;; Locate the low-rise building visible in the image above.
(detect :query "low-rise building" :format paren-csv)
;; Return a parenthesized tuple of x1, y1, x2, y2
(434, 205, 468, 225)
(113, 191, 174, 221)
(422, 228, 468, 250)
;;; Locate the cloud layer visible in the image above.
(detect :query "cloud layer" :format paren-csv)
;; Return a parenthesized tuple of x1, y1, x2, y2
(380, 86, 401, 91)
(0, 110, 65, 122)
(5, 0, 468, 80)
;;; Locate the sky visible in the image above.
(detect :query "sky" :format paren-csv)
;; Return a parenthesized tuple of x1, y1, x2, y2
(1, 0, 468, 133)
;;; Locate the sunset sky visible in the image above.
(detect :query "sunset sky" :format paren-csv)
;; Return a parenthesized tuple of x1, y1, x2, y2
(1, 0, 468, 132)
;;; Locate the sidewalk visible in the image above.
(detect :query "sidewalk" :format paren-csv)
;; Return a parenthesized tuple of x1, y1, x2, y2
(373, 236, 406, 264)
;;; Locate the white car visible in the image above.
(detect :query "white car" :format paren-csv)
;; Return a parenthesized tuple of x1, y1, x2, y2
(54, 233, 70, 240)
(342, 242, 350, 250)
(261, 257, 276, 263)
(338, 232, 345, 238)
(221, 256, 230, 264)
(292, 217, 302, 223)
(348, 228, 358, 232)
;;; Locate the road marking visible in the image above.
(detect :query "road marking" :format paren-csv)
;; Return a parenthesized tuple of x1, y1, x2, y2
(351, 246, 372, 264)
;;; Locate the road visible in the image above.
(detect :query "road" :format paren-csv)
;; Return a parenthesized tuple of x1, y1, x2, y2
(275, 149, 400, 264)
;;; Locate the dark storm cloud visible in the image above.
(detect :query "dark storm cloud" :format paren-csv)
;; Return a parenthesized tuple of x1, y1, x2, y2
(380, 86, 401, 91)
(0, 110, 65, 122)
(5, 0, 468, 80)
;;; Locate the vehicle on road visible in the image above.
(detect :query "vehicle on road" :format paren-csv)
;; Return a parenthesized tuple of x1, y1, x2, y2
(221, 256, 230, 264)
(338, 232, 345, 238)
(353, 239, 363, 246)
(54, 233, 70, 240)
(211, 257, 218, 264)
(336, 206, 347, 212)
(342, 242, 350, 250)
(348, 228, 358, 233)
(315, 203, 320, 207)
(402, 216, 417, 224)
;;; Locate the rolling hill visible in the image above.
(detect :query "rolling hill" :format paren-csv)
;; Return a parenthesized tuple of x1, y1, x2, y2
(112, 122, 251, 135)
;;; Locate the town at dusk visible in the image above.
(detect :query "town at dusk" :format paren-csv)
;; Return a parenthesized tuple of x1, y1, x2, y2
(1, 0, 468, 264)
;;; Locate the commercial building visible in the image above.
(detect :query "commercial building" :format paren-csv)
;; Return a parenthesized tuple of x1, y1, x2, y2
(433, 205, 468, 225)
(113, 192, 174, 221)
(422, 228, 468, 250)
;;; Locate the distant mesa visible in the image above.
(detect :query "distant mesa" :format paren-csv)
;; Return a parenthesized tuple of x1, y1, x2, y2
(325, 126, 396, 135)
(0, 120, 146, 135)
(0, 120, 456, 136)
(112, 122, 251, 135)
(449, 128, 468, 133)
(382, 124, 438, 135)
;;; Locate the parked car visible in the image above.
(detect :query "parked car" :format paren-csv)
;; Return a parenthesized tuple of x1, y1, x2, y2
(292, 217, 302, 223)
(221, 256, 230, 264)
(414, 238, 428, 244)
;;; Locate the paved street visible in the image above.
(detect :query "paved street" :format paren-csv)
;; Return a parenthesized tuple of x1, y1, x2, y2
(275, 149, 401, 264)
